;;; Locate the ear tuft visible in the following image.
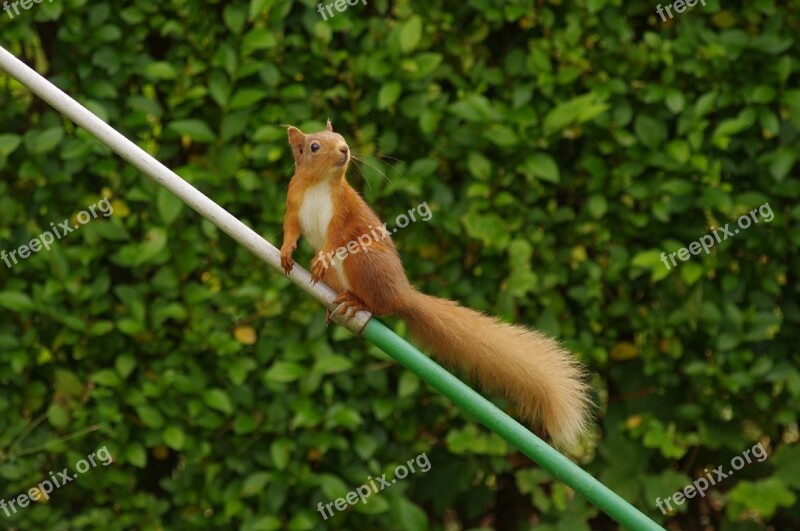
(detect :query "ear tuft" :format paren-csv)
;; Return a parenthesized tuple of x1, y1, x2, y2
(325, 118, 333, 132)
(287, 126, 305, 158)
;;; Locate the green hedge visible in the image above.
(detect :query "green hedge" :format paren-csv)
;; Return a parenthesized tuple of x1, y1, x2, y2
(1, 0, 799, 529)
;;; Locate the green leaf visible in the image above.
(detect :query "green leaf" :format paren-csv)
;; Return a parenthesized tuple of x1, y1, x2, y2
(391, 498, 429, 531)
(208, 71, 230, 107)
(136, 405, 165, 429)
(665, 90, 685, 113)
(642, 470, 692, 514)
(506, 239, 538, 297)
(163, 426, 186, 450)
(89, 321, 115, 336)
(115, 354, 137, 379)
(92, 369, 121, 387)
(631, 250, 671, 281)
(223, 4, 248, 34)
(353, 433, 379, 460)
(168, 119, 216, 142)
(313, 354, 353, 374)
(446, 424, 508, 455)
(462, 213, 511, 249)
(318, 474, 348, 500)
(354, 494, 390, 514)
(784, 89, 800, 128)
(449, 94, 496, 122)
(407, 157, 439, 178)
(29, 127, 64, 154)
(0, 291, 35, 312)
(378, 82, 402, 109)
(228, 357, 258, 385)
(0, 134, 22, 156)
(157, 187, 184, 225)
(241, 472, 271, 497)
(769, 148, 796, 182)
(242, 28, 277, 53)
(666, 140, 690, 163)
(641, 420, 687, 459)
(47, 404, 70, 429)
(112, 227, 168, 266)
(399, 16, 423, 53)
(467, 152, 492, 180)
(681, 262, 704, 285)
(220, 111, 250, 143)
(749, 85, 776, 104)
(126, 443, 147, 468)
(413, 53, 443, 78)
(727, 478, 796, 518)
(772, 444, 800, 489)
(326, 404, 363, 429)
(634, 114, 667, 149)
(264, 361, 306, 382)
(521, 152, 560, 183)
(143, 62, 178, 80)
(712, 109, 757, 149)
(204, 388, 234, 415)
(587, 195, 607, 219)
(484, 124, 518, 147)
(543, 93, 609, 134)
(270, 439, 292, 470)
(249, 0, 274, 19)
(398, 372, 420, 398)
(230, 88, 268, 110)
(55, 369, 83, 397)
(661, 179, 694, 195)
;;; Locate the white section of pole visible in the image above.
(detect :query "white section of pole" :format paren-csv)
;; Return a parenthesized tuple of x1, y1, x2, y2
(0, 45, 371, 335)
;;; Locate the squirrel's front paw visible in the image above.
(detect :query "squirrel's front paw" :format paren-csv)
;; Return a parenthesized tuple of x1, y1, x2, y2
(310, 254, 329, 285)
(280, 245, 295, 274)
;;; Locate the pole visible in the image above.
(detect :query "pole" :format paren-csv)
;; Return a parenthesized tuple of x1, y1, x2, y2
(0, 45, 665, 531)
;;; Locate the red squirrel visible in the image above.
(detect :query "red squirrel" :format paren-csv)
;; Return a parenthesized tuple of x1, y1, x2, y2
(280, 120, 592, 448)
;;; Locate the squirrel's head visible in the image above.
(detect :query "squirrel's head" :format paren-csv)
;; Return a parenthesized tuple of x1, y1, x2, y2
(287, 119, 350, 181)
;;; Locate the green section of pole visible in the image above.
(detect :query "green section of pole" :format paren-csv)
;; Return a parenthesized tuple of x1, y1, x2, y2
(363, 319, 665, 531)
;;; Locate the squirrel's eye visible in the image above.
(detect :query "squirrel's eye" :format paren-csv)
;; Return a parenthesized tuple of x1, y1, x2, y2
(310, 143, 320, 152)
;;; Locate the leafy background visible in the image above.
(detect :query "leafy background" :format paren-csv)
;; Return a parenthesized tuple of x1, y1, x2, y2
(1, 0, 799, 529)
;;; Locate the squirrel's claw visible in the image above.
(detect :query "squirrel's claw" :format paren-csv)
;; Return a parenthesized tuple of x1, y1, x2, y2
(329, 292, 368, 324)
(310, 255, 327, 285)
(280, 244, 295, 275)
(280, 254, 294, 275)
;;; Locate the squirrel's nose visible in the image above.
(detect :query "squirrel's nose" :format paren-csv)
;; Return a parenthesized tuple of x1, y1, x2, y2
(339, 146, 349, 155)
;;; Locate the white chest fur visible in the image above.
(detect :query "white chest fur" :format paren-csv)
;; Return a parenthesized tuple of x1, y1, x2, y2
(299, 182, 333, 251)
(298, 182, 351, 290)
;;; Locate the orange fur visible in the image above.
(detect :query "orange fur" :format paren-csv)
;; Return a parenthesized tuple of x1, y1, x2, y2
(281, 121, 592, 449)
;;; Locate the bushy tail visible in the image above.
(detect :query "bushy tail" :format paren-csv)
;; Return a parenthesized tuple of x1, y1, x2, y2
(398, 289, 592, 449)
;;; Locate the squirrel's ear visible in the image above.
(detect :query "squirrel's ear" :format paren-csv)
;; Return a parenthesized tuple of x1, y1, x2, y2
(287, 126, 305, 159)
(325, 118, 333, 132)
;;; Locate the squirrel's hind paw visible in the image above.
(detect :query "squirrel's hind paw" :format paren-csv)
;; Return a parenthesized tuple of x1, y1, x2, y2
(329, 291, 368, 324)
